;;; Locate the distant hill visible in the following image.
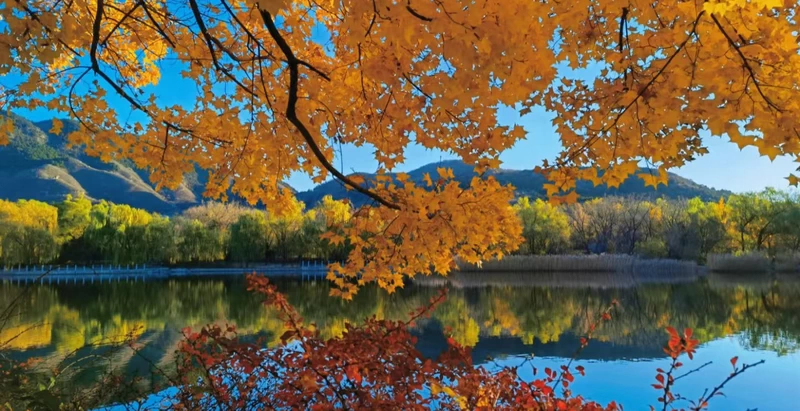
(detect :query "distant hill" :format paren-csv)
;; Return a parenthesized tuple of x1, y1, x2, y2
(0, 114, 209, 214)
(1, 114, 730, 213)
(295, 159, 732, 207)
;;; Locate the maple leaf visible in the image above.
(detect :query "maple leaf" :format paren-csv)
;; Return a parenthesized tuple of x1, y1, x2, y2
(757, 142, 782, 161)
(638, 169, 668, 189)
(423, 173, 433, 187)
(49, 118, 63, 136)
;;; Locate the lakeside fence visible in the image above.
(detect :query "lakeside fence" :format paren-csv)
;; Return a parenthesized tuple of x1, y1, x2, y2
(0, 260, 335, 284)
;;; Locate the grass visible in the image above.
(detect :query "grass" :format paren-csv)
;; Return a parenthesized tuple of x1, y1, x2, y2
(707, 253, 771, 273)
(456, 254, 701, 275)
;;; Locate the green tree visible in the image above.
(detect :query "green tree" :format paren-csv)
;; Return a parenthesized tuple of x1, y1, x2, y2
(229, 212, 269, 264)
(55, 195, 92, 244)
(313, 196, 353, 261)
(176, 219, 227, 263)
(686, 198, 728, 261)
(143, 216, 177, 264)
(0, 199, 60, 265)
(728, 190, 788, 253)
(513, 197, 570, 255)
(268, 197, 305, 261)
(774, 193, 800, 253)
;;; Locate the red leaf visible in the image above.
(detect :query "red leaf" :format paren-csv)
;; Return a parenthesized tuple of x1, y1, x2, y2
(346, 365, 362, 385)
(730, 356, 738, 368)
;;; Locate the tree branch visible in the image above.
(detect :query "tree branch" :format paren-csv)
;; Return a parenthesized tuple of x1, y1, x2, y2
(258, 9, 400, 210)
(406, 5, 433, 22)
(710, 14, 783, 112)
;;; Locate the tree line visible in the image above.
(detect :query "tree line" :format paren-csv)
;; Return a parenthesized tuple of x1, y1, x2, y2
(3, 188, 800, 267)
(513, 188, 800, 262)
(0, 195, 352, 266)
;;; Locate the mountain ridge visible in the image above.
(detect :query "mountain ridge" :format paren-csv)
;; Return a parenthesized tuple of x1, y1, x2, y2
(0, 115, 731, 213)
(294, 159, 731, 207)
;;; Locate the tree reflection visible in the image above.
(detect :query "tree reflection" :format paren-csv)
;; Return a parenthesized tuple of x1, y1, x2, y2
(1, 273, 799, 399)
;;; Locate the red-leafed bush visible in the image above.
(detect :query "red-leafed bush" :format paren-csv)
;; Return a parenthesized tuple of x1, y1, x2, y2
(173, 275, 762, 410)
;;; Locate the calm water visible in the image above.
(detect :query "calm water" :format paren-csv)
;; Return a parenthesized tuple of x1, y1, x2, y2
(1, 272, 799, 410)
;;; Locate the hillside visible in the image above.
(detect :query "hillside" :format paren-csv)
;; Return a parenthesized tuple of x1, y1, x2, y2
(0, 114, 205, 214)
(295, 160, 731, 207)
(1, 114, 730, 212)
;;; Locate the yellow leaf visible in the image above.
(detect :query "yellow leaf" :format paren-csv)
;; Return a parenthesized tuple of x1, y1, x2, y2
(543, 183, 559, 197)
(431, 382, 442, 396)
(638, 169, 668, 189)
(549, 191, 579, 205)
(49, 118, 63, 136)
(0, 119, 13, 146)
(350, 175, 366, 186)
(757, 142, 782, 161)
(422, 173, 433, 187)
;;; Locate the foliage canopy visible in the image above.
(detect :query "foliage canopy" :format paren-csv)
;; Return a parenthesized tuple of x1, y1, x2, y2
(2, 0, 799, 294)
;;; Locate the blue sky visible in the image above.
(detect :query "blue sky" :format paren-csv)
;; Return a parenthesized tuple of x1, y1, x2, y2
(8, 34, 796, 194)
(280, 104, 797, 193)
(15, 72, 796, 194)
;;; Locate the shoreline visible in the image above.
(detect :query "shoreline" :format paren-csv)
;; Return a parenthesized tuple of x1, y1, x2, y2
(0, 263, 330, 284)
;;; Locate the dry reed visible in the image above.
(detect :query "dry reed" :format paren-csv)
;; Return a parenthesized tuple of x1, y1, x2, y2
(455, 254, 700, 276)
(774, 253, 800, 273)
(707, 253, 771, 273)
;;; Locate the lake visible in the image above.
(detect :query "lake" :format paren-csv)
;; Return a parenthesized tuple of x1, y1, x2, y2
(1, 271, 798, 410)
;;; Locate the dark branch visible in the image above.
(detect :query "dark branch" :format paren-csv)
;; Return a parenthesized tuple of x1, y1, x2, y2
(556, 11, 706, 169)
(690, 360, 765, 411)
(259, 9, 400, 210)
(406, 5, 433, 22)
(710, 14, 783, 112)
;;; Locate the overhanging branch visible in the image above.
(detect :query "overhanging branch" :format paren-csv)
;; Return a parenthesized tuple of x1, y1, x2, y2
(259, 9, 400, 210)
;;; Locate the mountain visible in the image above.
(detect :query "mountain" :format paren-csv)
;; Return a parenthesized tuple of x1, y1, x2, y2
(295, 160, 732, 207)
(0, 114, 206, 214)
(1, 114, 730, 213)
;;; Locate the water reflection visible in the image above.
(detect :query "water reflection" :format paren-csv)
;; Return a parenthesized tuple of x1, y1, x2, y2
(1, 272, 799, 408)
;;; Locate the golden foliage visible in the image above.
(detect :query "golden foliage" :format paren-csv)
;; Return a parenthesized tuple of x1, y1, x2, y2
(3, 0, 800, 292)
